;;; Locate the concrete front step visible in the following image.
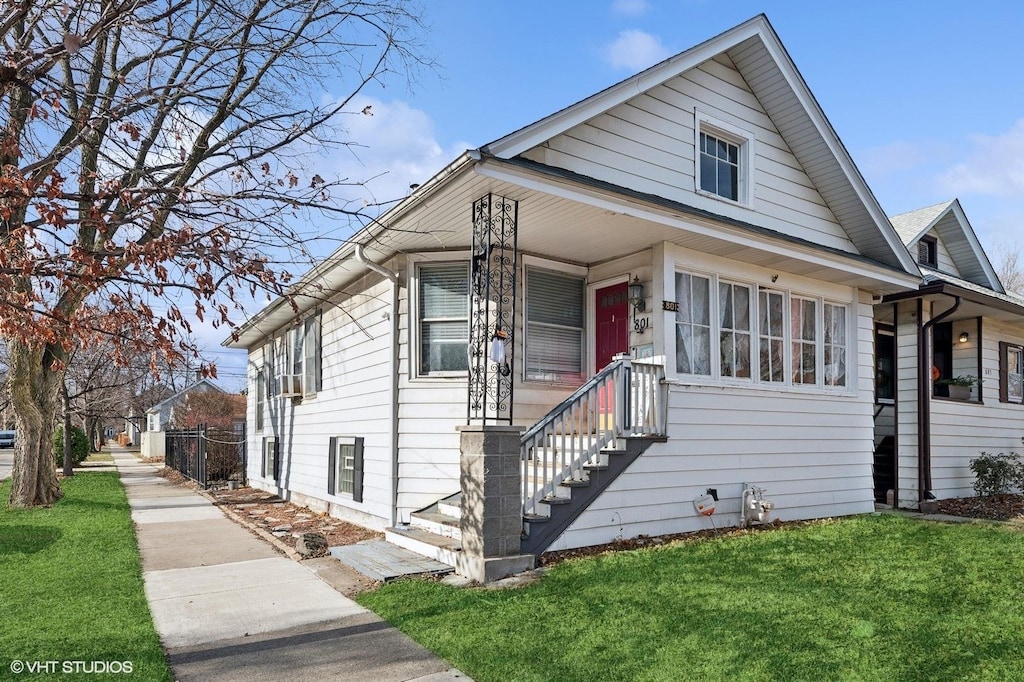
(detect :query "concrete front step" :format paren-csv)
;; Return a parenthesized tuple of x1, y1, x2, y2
(385, 526, 462, 568)
(409, 510, 462, 541)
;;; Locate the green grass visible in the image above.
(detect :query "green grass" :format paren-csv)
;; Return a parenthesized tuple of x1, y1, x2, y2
(359, 515, 1024, 681)
(85, 450, 114, 463)
(0, 473, 171, 681)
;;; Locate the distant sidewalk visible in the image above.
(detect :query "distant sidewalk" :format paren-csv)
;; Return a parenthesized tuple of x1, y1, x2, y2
(112, 446, 468, 682)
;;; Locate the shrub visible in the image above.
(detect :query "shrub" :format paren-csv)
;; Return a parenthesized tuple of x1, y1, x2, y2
(969, 451, 1024, 497)
(54, 425, 90, 467)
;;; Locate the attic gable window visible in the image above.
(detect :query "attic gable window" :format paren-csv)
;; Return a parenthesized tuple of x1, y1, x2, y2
(694, 111, 753, 206)
(917, 236, 937, 267)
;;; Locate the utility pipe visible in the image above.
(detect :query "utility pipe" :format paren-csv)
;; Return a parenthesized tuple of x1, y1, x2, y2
(917, 294, 961, 503)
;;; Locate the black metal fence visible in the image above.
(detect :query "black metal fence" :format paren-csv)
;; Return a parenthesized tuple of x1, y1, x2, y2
(165, 422, 246, 488)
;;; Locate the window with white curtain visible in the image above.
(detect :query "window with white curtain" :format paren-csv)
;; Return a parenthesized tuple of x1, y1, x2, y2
(526, 268, 584, 382)
(676, 269, 847, 390)
(675, 272, 712, 375)
(418, 263, 469, 374)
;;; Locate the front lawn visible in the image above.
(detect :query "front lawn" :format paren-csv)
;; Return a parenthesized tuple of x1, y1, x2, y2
(359, 515, 1024, 681)
(0, 473, 171, 681)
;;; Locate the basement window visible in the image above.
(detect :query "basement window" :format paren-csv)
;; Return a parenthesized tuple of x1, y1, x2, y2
(328, 436, 364, 503)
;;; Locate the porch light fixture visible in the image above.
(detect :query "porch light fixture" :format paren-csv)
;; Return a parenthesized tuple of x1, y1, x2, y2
(629, 277, 645, 312)
(959, 331, 970, 344)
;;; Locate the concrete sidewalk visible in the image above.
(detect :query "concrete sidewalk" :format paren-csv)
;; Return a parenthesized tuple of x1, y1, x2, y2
(113, 447, 468, 682)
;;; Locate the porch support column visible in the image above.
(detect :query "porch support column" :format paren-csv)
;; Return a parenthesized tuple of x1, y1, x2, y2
(457, 425, 534, 582)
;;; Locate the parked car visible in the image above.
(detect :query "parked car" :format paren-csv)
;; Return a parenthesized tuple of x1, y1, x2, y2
(0, 430, 15, 448)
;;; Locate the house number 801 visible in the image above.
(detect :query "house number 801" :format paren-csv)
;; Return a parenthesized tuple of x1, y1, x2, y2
(633, 317, 649, 333)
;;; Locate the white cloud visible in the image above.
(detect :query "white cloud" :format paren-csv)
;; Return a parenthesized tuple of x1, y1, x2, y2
(604, 29, 672, 72)
(611, 0, 651, 17)
(321, 97, 469, 209)
(938, 119, 1024, 197)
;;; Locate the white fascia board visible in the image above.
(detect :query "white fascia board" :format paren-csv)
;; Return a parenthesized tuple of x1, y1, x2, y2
(755, 30, 922, 278)
(474, 162, 922, 291)
(947, 199, 1004, 292)
(483, 17, 768, 159)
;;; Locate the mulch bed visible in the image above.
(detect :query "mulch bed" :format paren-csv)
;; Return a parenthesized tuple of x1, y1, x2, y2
(937, 493, 1024, 522)
(154, 467, 381, 550)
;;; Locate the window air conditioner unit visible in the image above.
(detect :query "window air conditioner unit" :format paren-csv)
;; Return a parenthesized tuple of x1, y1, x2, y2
(278, 374, 303, 397)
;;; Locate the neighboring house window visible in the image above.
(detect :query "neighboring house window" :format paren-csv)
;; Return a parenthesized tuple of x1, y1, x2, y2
(718, 281, 752, 379)
(676, 269, 848, 389)
(917, 236, 937, 267)
(147, 413, 159, 431)
(675, 272, 712, 376)
(328, 436, 364, 503)
(999, 342, 1024, 404)
(791, 296, 817, 385)
(262, 436, 278, 482)
(758, 289, 785, 383)
(526, 268, 585, 382)
(419, 263, 470, 374)
(255, 371, 265, 431)
(699, 131, 739, 201)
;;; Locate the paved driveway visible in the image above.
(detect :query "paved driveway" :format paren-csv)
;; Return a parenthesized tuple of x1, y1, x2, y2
(0, 450, 12, 481)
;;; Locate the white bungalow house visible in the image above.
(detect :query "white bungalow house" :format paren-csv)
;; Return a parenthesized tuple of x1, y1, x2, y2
(141, 378, 225, 460)
(874, 199, 1024, 509)
(225, 15, 930, 579)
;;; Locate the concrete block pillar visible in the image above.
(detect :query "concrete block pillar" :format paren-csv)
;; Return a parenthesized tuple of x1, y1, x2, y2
(457, 425, 535, 582)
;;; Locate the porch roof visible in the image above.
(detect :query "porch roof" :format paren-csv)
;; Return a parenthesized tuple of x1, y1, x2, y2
(880, 268, 1024, 324)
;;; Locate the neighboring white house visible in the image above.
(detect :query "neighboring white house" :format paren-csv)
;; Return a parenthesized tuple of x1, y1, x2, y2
(874, 200, 1024, 509)
(225, 15, 937, 574)
(140, 379, 225, 460)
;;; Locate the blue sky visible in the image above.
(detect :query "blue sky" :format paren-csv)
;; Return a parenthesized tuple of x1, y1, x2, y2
(211, 1, 1024, 388)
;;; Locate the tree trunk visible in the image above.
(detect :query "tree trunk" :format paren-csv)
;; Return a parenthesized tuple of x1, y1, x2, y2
(6, 340, 63, 508)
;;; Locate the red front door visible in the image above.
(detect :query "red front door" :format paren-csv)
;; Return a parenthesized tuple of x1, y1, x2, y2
(595, 282, 629, 373)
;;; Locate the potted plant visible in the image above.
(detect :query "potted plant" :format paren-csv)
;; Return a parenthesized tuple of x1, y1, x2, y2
(940, 375, 977, 400)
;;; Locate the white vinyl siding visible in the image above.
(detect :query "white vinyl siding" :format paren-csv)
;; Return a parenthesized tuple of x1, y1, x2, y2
(519, 56, 854, 253)
(419, 263, 469, 375)
(526, 268, 585, 383)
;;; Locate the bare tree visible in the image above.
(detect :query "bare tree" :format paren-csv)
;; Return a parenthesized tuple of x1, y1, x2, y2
(993, 242, 1024, 296)
(1, 0, 428, 506)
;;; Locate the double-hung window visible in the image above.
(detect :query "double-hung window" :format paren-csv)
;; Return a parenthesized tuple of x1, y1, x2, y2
(718, 281, 752, 379)
(791, 296, 817, 385)
(758, 289, 785, 383)
(695, 111, 752, 205)
(255, 370, 265, 431)
(328, 436, 364, 502)
(419, 263, 469, 375)
(526, 268, 585, 382)
(675, 272, 712, 376)
(280, 311, 322, 397)
(823, 303, 848, 387)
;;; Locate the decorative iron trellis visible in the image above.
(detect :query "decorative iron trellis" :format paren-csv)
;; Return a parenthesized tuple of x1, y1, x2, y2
(467, 193, 518, 424)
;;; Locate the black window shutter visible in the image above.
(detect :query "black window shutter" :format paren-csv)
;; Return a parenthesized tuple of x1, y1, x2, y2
(273, 440, 281, 481)
(315, 309, 323, 393)
(999, 341, 1009, 403)
(353, 437, 364, 503)
(261, 440, 267, 478)
(327, 436, 337, 494)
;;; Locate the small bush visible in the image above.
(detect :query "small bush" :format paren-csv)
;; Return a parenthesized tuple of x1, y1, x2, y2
(969, 451, 1024, 497)
(54, 425, 90, 467)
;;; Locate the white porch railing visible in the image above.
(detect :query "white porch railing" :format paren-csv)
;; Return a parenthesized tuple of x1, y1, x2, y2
(520, 356, 666, 517)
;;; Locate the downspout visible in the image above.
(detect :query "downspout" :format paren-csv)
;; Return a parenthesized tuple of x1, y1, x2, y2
(354, 244, 403, 527)
(917, 294, 961, 503)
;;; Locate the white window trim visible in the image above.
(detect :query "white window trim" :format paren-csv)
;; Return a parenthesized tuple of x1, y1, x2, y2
(672, 267, 852, 394)
(409, 253, 472, 381)
(694, 109, 755, 207)
(523, 255, 589, 385)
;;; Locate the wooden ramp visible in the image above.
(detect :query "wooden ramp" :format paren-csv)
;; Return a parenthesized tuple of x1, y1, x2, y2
(330, 539, 453, 582)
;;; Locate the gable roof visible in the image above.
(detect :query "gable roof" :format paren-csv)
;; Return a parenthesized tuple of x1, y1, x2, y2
(482, 14, 919, 276)
(145, 378, 225, 415)
(889, 199, 1002, 292)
